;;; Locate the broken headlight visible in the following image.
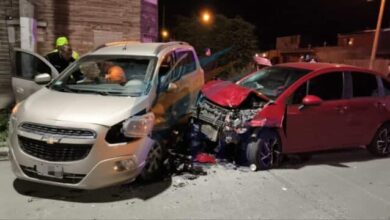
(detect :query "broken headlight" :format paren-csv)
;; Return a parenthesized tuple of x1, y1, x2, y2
(122, 112, 155, 138)
(196, 92, 205, 104)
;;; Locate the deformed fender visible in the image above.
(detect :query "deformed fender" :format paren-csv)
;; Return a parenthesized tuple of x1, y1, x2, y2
(248, 104, 285, 128)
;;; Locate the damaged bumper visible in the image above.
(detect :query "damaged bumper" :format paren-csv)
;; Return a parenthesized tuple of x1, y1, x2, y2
(191, 98, 260, 146)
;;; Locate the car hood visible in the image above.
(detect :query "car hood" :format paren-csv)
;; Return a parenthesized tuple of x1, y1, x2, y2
(18, 87, 149, 127)
(201, 80, 269, 108)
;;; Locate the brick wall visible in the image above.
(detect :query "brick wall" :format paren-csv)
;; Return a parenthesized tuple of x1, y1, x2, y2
(35, 0, 143, 55)
(0, 0, 19, 93)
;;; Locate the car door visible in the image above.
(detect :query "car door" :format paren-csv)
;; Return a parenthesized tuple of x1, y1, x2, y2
(285, 71, 351, 152)
(172, 49, 203, 118)
(151, 51, 178, 130)
(12, 48, 59, 102)
(343, 71, 386, 146)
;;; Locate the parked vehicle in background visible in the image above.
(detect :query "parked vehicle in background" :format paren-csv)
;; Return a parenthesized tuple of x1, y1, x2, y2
(191, 62, 390, 170)
(8, 41, 204, 189)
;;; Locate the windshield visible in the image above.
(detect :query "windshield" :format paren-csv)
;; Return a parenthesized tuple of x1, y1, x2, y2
(238, 67, 310, 99)
(50, 56, 156, 97)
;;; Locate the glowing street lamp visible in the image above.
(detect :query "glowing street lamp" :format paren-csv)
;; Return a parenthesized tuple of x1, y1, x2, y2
(161, 29, 169, 40)
(200, 10, 213, 25)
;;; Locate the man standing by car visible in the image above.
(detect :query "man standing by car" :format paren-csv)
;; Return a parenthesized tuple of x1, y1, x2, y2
(45, 44, 75, 73)
(53, 36, 80, 60)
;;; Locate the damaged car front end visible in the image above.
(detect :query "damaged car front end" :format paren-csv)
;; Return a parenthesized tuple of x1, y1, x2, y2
(191, 80, 270, 163)
(191, 66, 310, 169)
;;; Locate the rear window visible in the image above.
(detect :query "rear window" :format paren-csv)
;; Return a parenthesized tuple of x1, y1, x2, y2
(382, 78, 390, 96)
(351, 72, 378, 97)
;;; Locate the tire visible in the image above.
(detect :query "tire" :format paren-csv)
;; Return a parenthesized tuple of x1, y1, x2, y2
(246, 129, 283, 171)
(368, 124, 390, 157)
(140, 141, 166, 182)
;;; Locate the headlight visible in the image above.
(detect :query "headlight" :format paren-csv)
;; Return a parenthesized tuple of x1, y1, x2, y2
(122, 112, 155, 138)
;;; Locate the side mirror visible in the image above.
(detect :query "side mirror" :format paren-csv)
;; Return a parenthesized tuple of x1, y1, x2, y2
(302, 95, 323, 106)
(34, 73, 52, 85)
(167, 82, 178, 93)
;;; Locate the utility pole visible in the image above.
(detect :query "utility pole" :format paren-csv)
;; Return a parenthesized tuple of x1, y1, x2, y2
(369, 0, 386, 69)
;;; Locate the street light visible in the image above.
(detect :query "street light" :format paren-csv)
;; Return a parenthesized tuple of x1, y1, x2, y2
(369, 0, 387, 69)
(200, 10, 213, 25)
(161, 29, 169, 41)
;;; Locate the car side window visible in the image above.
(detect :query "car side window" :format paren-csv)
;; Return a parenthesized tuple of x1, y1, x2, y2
(351, 72, 379, 97)
(382, 78, 390, 96)
(158, 53, 175, 92)
(290, 82, 308, 105)
(308, 72, 343, 101)
(175, 50, 196, 77)
(15, 51, 52, 80)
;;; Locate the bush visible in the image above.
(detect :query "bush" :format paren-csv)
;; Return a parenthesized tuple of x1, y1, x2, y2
(0, 109, 10, 143)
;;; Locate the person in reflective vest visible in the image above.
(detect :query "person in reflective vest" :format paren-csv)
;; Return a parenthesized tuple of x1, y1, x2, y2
(52, 36, 80, 60)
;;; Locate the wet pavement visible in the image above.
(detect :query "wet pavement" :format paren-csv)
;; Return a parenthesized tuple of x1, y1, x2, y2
(1, 148, 390, 219)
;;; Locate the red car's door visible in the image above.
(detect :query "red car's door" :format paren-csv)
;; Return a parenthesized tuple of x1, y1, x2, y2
(285, 72, 351, 152)
(343, 72, 387, 146)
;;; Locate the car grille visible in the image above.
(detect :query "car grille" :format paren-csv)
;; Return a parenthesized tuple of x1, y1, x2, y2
(20, 165, 85, 184)
(20, 123, 96, 138)
(193, 100, 230, 128)
(18, 136, 92, 162)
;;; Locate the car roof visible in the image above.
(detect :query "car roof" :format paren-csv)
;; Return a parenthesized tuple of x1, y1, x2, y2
(276, 62, 357, 71)
(91, 41, 190, 57)
(277, 62, 383, 76)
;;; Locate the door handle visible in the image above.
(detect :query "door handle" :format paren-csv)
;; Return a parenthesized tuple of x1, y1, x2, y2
(16, 88, 24, 94)
(374, 102, 386, 108)
(335, 106, 348, 113)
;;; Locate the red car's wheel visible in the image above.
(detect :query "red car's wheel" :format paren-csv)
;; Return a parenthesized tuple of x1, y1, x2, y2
(368, 124, 390, 157)
(246, 129, 283, 171)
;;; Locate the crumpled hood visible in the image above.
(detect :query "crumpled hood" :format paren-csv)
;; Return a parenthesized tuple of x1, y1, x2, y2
(201, 80, 269, 108)
(18, 88, 149, 127)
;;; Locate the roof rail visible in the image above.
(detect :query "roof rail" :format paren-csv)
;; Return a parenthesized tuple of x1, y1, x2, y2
(93, 41, 141, 52)
(154, 41, 190, 54)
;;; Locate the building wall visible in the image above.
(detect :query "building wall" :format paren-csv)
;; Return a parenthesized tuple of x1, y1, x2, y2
(338, 30, 390, 58)
(0, 0, 19, 94)
(35, 0, 146, 55)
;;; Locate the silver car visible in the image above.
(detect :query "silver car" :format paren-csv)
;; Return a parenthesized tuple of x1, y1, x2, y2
(8, 42, 204, 189)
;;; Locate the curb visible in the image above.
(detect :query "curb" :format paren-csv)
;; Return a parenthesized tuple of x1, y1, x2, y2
(0, 142, 9, 161)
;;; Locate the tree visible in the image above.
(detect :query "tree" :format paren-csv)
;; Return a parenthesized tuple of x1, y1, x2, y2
(172, 14, 258, 80)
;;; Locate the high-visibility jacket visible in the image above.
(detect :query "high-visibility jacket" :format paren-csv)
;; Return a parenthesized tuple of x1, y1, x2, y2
(51, 49, 79, 60)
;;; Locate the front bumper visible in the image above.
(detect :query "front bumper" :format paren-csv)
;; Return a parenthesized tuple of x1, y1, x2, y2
(8, 118, 154, 190)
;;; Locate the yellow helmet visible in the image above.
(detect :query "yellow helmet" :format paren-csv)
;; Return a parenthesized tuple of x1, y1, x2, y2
(56, 36, 69, 47)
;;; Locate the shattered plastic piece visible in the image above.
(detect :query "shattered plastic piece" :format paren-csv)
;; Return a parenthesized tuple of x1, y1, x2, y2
(249, 164, 257, 172)
(194, 153, 216, 164)
(182, 173, 199, 180)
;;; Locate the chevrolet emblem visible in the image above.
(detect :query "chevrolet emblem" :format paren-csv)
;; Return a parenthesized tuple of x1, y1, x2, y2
(42, 135, 60, 145)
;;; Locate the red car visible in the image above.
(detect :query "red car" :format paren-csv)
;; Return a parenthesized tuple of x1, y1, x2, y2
(191, 62, 390, 170)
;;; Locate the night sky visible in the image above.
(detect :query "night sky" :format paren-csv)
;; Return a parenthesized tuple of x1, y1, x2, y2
(158, 0, 390, 50)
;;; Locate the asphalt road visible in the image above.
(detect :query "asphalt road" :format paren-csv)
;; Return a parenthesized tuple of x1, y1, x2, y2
(1, 148, 390, 219)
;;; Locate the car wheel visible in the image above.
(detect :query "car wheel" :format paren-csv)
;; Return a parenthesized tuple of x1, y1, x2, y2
(368, 124, 390, 157)
(140, 141, 166, 181)
(246, 129, 283, 171)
